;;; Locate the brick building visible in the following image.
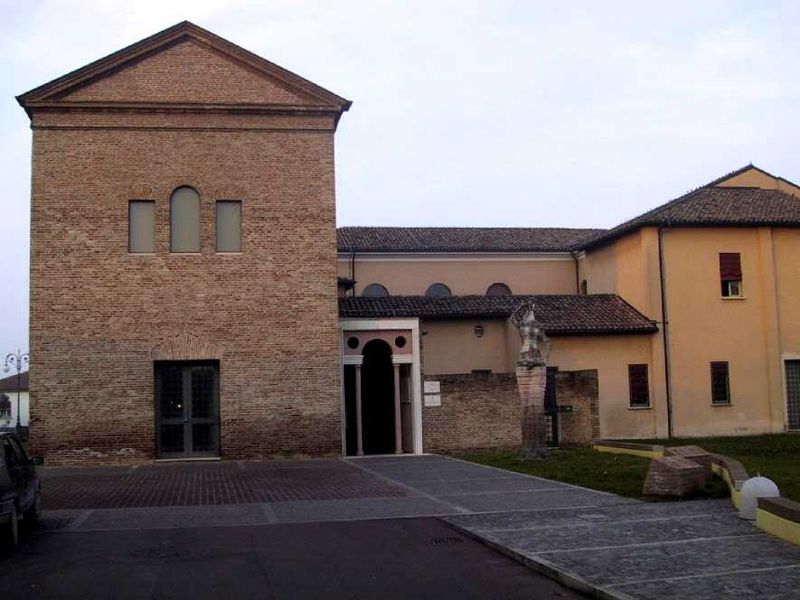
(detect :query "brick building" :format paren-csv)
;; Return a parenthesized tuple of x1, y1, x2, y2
(19, 23, 800, 464)
(18, 22, 351, 463)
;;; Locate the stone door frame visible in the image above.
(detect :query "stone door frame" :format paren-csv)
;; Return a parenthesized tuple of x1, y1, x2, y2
(339, 318, 423, 455)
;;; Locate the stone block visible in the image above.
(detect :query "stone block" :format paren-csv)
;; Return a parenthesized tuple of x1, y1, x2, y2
(643, 456, 708, 497)
(665, 445, 713, 471)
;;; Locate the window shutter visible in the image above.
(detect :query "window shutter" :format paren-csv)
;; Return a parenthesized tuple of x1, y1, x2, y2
(628, 364, 650, 407)
(719, 253, 742, 281)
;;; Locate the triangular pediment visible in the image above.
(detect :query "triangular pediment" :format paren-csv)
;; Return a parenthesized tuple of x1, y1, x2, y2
(18, 21, 350, 112)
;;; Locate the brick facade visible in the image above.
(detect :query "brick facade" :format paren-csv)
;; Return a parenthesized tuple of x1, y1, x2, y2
(421, 369, 599, 453)
(21, 24, 350, 464)
(555, 369, 599, 447)
(423, 373, 522, 452)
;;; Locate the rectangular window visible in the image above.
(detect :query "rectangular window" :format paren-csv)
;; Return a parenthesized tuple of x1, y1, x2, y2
(128, 201, 155, 253)
(710, 361, 731, 405)
(216, 201, 242, 252)
(628, 364, 650, 407)
(719, 253, 742, 297)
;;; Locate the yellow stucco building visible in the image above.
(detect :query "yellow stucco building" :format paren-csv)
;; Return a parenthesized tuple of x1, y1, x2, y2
(337, 166, 800, 454)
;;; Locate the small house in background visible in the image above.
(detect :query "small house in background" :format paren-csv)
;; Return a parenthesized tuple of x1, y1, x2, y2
(0, 371, 29, 430)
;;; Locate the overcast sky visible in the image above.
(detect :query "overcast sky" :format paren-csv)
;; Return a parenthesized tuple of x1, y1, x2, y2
(0, 0, 798, 356)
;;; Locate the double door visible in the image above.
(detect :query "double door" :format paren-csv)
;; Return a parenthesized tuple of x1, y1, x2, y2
(155, 362, 220, 458)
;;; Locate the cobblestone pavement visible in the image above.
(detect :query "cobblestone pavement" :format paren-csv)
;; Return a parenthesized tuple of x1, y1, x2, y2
(35, 454, 800, 599)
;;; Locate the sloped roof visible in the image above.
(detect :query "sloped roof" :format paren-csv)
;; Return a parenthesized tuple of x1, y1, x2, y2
(17, 21, 351, 116)
(0, 371, 28, 392)
(581, 186, 800, 250)
(339, 294, 657, 335)
(337, 227, 604, 253)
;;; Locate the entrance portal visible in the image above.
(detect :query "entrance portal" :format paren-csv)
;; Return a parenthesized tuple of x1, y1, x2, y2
(154, 361, 220, 459)
(361, 339, 396, 454)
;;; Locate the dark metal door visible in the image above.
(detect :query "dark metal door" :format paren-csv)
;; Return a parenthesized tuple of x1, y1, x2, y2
(786, 360, 800, 431)
(155, 362, 220, 458)
(544, 367, 559, 447)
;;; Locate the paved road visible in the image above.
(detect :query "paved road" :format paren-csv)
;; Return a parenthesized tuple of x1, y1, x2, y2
(13, 454, 800, 599)
(2, 518, 581, 600)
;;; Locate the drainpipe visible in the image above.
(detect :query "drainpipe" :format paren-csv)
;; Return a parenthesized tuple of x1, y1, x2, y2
(658, 227, 674, 438)
(572, 251, 580, 294)
(349, 248, 356, 297)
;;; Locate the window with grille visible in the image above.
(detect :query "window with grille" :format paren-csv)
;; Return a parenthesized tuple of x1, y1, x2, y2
(710, 361, 731, 405)
(785, 360, 800, 430)
(628, 364, 650, 407)
(719, 253, 742, 297)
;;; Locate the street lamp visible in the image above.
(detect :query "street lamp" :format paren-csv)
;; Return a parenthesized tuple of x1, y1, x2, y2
(4, 350, 29, 433)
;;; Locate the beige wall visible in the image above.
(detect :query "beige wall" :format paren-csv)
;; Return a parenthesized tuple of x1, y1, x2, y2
(583, 224, 798, 438)
(661, 228, 774, 435)
(421, 319, 511, 375)
(338, 255, 578, 296)
(717, 169, 800, 197)
(549, 335, 660, 439)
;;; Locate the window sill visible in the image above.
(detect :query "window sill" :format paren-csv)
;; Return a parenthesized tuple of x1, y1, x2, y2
(712, 403, 733, 407)
(720, 296, 746, 301)
(170, 252, 203, 256)
(628, 405, 652, 410)
(215, 251, 243, 255)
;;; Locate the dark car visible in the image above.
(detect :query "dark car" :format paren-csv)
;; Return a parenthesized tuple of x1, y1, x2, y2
(0, 432, 43, 547)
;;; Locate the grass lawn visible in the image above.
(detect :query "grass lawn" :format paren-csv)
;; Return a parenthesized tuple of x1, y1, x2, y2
(628, 434, 800, 502)
(457, 448, 729, 501)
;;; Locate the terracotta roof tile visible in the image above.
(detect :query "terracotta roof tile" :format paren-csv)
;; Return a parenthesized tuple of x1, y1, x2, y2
(337, 227, 604, 253)
(0, 371, 28, 392)
(339, 294, 657, 335)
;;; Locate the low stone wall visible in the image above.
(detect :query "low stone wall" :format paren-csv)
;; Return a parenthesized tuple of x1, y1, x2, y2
(592, 440, 800, 548)
(554, 369, 599, 448)
(423, 373, 521, 453)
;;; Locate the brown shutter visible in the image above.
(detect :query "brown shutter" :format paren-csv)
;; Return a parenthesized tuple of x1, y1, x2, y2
(719, 253, 742, 281)
(628, 364, 650, 407)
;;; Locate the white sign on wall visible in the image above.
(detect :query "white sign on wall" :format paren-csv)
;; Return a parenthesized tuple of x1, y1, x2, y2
(424, 394, 442, 407)
(424, 380, 441, 407)
(424, 381, 440, 394)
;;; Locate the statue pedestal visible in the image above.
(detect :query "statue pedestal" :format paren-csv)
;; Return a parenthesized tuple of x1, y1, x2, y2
(516, 364, 548, 458)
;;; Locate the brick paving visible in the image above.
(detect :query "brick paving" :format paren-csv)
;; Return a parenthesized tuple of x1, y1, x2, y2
(41, 459, 408, 509)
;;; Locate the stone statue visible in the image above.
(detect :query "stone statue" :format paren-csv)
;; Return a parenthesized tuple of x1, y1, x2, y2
(510, 299, 550, 369)
(511, 299, 551, 459)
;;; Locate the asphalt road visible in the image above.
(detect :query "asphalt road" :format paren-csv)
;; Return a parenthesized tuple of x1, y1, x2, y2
(1, 518, 583, 599)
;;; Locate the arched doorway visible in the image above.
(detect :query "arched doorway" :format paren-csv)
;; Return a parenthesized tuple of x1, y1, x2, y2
(361, 339, 396, 454)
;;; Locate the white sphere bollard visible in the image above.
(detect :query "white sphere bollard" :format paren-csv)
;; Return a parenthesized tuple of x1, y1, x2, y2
(738, 476, 780, 520)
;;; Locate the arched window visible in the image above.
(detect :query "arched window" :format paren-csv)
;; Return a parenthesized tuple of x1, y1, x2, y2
(170, 186, 201, 253)
(425, 283, 451, 297)
(486, 282, 512, 296)
(362, 283, 389, 297)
